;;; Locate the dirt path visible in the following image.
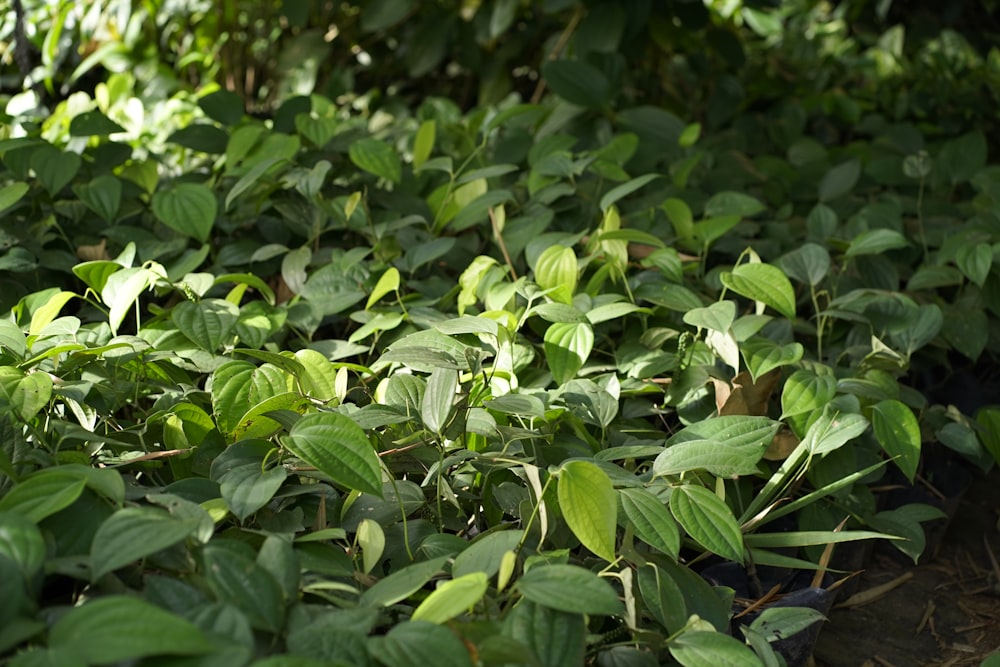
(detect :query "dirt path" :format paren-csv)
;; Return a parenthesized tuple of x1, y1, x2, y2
(813, 469, 1000, 666)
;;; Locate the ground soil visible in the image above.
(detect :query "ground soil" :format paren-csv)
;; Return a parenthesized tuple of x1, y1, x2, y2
(812, 467, 1000, 667)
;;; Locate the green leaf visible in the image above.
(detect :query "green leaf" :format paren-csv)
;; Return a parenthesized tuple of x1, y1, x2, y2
(721, 263, 796, 319)
(534, 245, 577, 304)
(201, 542, 286, 632)
(367, 267, 400, 309)
(704, 191, 766, 218)
(357, 518, 385, 575)
(91, 507, 200, 580)
(295, 115, 338, 148)
(199, 88, 245, 125)
(0, 511, 45, 578)
(31, 147, 81, 195)
(872, 399, 921, 482)
(411, 572, 489, 623)
(413, 120, 436, 170)
(558, 460, 617, 562)
(683, 300, 735, 333)
(173, 298, 240, 351)
(801, 406, 869, 456)
(694, 215, 741, 247)
(779, 243, 830, 286)
(211, 360, 256, 435)
(669, 485, 744, 562)
(360, 556, 449, 607)
(938, 130, 986, 184)
(294, 349, 341, 400)
(541, 60, 611, 109)
(780, 368, 837, 420)
(599, 174, 661, 212)
(0, 182, 29, 213)
(49, 597, 212, 662)
(370, 621, 474, 667)
(942, 305, 988, 360)
(956, 242, 992, 287)
(421, 367, 457, 434)
(0, 319, 26, 358)
(744, 530, 895, 548)
(977, 408, 1000, 465)
(75, 174, 121, 223)
(284, 412, 382, 496)
(844, 229, 909, 259)
(655, 420, 776, 477)
(517, 564, 624, 616)
(544, 322, 593, 385)
(670, 630, 761, 667)
(818, 159, 861, 202)
(101, 266, 154, 335)
(68, 110, 126, 136)
(740, 338, 803, 383)
(619, 488, 680, 559)
(349, 138, 402, 183)
(226, 156, 283, 209)
(504, 600, 585, 667)
(220, 463, 288, 521)
(748, 606, 826, 642)
(11, 372, 52, 423)
(452, 529, 523, 579)
(168, 124, 228, 153)
(0, 471, 87, 522)
(585, 301, 648, 324)
(152, 183, 218, 242)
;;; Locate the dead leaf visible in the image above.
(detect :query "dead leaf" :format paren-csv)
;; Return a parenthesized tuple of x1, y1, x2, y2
(765, 428, 800, 461)
(76, 238, 109, 261)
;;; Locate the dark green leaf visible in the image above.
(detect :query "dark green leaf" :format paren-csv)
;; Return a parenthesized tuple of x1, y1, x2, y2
(49, 597, 212, 662)
(69, 111, 126, 136)
(91, 507, 200, 580)
(872, 399, 921, 482)
(541, 60, 611, 109)
(285, 412, 382, 496)
(349, 138, 402, 183)
(517, 564, 623, 616)
(152, 183, 218, 242)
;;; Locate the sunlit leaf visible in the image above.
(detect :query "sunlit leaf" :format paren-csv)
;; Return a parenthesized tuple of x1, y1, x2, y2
(558, 460, 616, 562)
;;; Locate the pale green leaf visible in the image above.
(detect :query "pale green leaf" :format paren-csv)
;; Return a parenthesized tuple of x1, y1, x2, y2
(544, 322, 593, 385)
(721, 263, 796, 320)
(558, 460, 617, 561)
(411, 572, 489, 624)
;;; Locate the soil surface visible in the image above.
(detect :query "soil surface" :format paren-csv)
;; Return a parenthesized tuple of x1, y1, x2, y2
(813, 467, 1000, 667)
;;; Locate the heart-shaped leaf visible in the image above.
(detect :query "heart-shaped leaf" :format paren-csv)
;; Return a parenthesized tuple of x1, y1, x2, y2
(173, 299, 239, 352)
(152, 183, 218, 242)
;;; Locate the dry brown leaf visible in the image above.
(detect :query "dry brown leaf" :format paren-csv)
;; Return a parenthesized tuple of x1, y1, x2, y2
(76, 238, 109, 261)
(765, 428, 800, 461)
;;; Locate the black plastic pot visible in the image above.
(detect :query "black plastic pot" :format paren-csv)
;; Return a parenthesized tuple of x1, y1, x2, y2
(701, 562, 834, 667)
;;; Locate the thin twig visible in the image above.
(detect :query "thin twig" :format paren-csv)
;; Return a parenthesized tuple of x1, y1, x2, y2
(529, 5, 585, 104)
(489, 207, 518, 280)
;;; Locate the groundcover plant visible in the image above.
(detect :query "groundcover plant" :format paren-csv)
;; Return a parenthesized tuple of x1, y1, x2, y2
(2, 1, 1000, 666)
